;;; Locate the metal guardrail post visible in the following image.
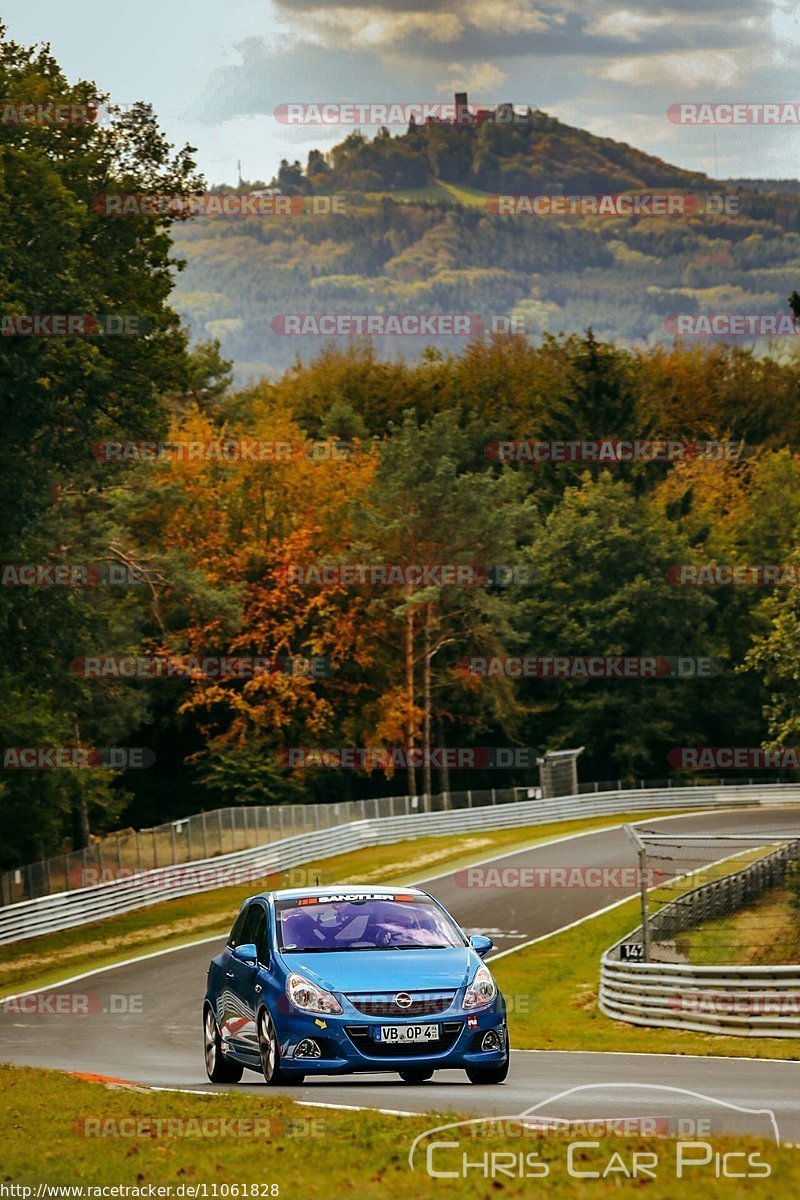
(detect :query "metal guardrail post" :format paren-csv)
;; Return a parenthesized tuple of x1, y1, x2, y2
(624, 824, 650, 963)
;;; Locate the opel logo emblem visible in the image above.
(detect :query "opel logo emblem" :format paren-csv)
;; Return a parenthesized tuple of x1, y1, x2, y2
(394, 992, 413, 1009)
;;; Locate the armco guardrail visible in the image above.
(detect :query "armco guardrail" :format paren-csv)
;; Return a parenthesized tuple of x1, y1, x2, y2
(6, 773, 793, 906)
(600, 958, 800, 1037)
(600, 833, 800, 1037)
(2, 782, 798, 945)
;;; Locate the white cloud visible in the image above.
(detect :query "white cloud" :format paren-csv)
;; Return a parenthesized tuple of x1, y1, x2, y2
(466, 1, 551, 34)
(434, 62, 510, 95)
(585, 11, 675, 43)
(599, 49, 742, 87)
(287, 7, 465, 47)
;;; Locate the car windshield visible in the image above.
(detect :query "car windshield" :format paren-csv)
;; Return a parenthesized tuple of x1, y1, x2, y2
(275, 893, 465, 952)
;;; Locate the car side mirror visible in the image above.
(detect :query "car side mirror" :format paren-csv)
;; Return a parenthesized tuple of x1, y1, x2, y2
(232, 942, 258, 965)
(469, 934, 494, 958)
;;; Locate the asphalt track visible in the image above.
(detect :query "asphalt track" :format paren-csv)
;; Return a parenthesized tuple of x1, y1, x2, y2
(2, 806, 800, 1139)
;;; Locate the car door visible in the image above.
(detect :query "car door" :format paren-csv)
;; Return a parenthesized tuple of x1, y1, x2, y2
(222, 901, 269, 1055)
(215, 903, 249, 1044)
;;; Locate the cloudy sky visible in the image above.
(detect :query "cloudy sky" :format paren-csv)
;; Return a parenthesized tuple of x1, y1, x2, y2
(8, 1, 800, 183)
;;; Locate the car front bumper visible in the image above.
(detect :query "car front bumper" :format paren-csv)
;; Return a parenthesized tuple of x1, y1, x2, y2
(273, 997, 508, 1075)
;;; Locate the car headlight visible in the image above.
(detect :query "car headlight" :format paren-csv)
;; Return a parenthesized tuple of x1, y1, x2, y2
(286, 972, 343, 1015)
(463, 964, 497, 1010)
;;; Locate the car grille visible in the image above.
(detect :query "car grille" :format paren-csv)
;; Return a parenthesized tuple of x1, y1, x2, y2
(346, 991, 456, 1017)
(345, 1021, 463, 1057)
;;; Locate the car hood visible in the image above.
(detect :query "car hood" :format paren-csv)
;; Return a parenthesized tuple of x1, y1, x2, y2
(277, 946, 479, 994)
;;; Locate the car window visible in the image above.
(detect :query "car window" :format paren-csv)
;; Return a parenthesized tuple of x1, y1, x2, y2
(227, 903, 250, 948)
(276, 894, 465, 951)
(241, 903, 269, 963)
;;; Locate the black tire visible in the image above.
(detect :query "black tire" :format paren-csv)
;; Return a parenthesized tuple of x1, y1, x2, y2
(203, 1004, 244, 1083)
(465, 1031, 509, 1085)
(257, 1007, 305, 1085)
(399, 1068, 434, 1083)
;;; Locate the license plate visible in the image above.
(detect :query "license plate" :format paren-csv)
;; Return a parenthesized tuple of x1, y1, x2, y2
(375, 1023, 440, 1043)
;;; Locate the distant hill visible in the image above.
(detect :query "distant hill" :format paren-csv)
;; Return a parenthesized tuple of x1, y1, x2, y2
(170, 105, 800, 383)
(725, 179, 800, 194)
(267, 98, 714, 197)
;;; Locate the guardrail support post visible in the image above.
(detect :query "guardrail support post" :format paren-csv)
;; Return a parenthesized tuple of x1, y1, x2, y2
(624, 824, 650, 962)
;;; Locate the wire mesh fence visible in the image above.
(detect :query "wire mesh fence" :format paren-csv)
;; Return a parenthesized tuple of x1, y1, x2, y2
(2, 773, 795, 908)
(0, 786, 521, 906)
(623, 825, 800, 965)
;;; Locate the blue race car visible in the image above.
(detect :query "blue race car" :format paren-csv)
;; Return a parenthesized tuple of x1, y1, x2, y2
(203, 885, 509, 1086)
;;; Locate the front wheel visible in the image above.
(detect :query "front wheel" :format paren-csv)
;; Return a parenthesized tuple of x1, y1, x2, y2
(465, 1032, 509, 1085)
(203, 1004, 243, 1083)
(257, 1007, 305, 1085)
(399, 1068, 434, 1083)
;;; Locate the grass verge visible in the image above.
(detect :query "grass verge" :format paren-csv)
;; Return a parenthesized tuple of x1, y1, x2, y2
(2, 1064, 797, 1195)
(679, 885, 800, 965)
(492, 895, 800, 1060)
(0, 810, 687, 998)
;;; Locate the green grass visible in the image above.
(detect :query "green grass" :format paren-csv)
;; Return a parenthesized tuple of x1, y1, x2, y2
(679, 885, 800, 966)
(492, 896, 800, 1060)
(1, 809, 689, 998)
(364, 176, 491, 207)
(2, 1064, 797, 1194)
(649, 844, 779, 912)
